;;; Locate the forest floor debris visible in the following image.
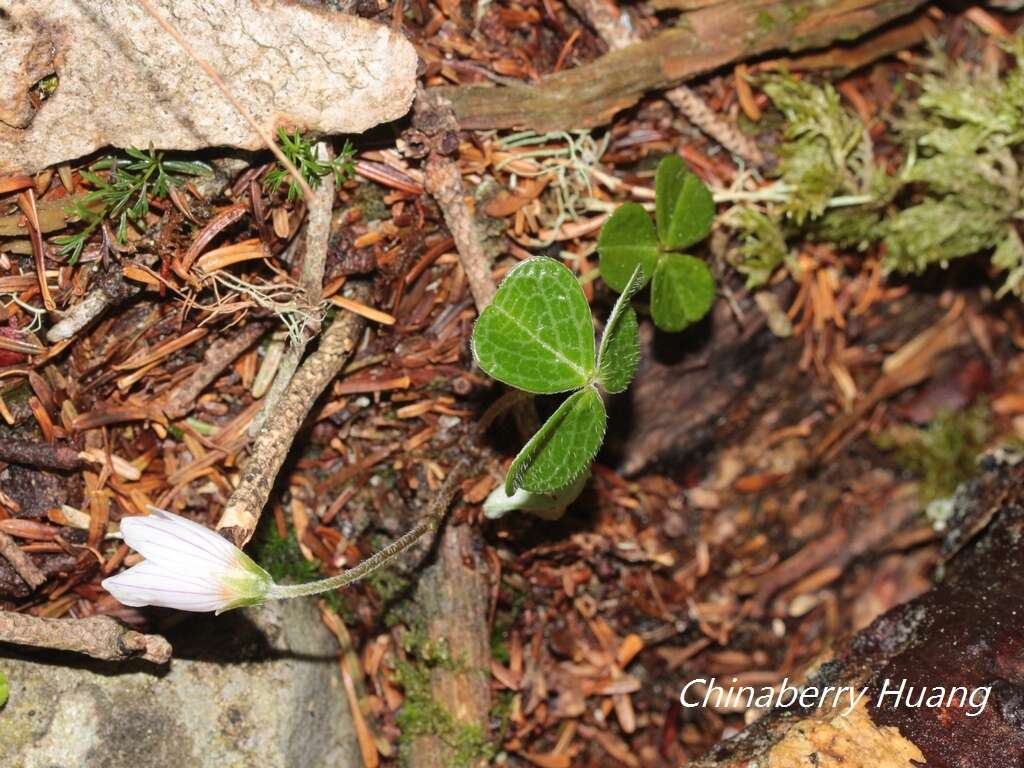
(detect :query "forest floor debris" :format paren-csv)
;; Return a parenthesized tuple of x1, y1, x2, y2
(1, 2, 1023, 766)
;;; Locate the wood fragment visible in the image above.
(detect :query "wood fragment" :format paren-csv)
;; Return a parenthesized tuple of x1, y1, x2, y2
(414, 92, 497, 309)
(0, 438, 83, 471)
(250, 142, 335, 435)
(437, 0, 928, 131)
(163, 321, 270, 420)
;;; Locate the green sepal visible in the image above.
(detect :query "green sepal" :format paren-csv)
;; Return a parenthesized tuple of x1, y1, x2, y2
(483, 471, 589, 521)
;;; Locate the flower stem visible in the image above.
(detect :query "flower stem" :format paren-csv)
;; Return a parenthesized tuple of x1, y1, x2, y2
(265, 460, 469, 601)
(267, 516, 437, 599)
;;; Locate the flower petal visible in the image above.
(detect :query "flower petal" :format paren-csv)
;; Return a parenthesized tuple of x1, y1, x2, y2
(102, 560, 231, 612)
(119, 508, 243, 574)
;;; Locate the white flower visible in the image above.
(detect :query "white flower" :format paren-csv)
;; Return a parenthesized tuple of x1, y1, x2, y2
(102, 508, 272, 614)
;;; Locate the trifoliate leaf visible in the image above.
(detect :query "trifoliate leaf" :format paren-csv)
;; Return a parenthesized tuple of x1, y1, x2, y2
(472, 258, 595, 394)
(597, 202, 659, 292)
(483, 471, 588, 521)
(597, 265, 643, 393)
(655, 155, 715, 250)
(506, 386, 605, 494)
(651, 254, 715, 332)
(0, 670, 8, 708)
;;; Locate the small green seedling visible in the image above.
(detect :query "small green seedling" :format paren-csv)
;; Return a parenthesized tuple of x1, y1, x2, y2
(55, 147, 212, 264)
(0, 670, 8, 708)
(598, 155, 716, 331)
(265, 129, 356, 202)
(472, 258, 644, 497)
(474, 157, 717, 516)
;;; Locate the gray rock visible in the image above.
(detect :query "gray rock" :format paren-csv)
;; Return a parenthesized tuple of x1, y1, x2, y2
(0, 0, 418, 175)
(0, 600, 358, 768)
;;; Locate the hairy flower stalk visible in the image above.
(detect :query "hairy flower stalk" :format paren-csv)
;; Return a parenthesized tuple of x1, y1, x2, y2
(101, 507, 440, 614)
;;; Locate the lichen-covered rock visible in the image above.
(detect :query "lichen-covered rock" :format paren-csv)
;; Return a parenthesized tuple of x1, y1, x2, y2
(0, 0, 418, 174)
(0, 599, 357, 768)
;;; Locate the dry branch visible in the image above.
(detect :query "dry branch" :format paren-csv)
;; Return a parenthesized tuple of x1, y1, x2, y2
(162, 320, 270, 420)
(0, 438, 82, 471)
(0, 612, 171, 664)
(437, 0, 927, 130)
(414, 93, 497, 309)
(250, 142, 337, 435)
(216, 285, 369, 547)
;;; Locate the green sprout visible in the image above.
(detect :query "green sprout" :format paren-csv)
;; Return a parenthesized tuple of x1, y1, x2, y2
(264, 129, 356, 202)
(472, 258, 643, 502)
(597, 155, 717, 331)
(54, 147, 212, 264)
(0, 670, 7, 709)
(472, 156, 718, 515)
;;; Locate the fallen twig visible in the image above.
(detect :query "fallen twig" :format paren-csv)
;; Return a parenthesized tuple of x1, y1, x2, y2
(216, 284, 368, 547)
(414, 92, 497, 309)
(250, 141, 336, 435)
(0, 612, 171, 664)
(0, 438, 82, 471)
(665, 85, 764, 166)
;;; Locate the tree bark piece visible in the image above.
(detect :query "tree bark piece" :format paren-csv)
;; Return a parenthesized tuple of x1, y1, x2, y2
(0, 0, 417, 175)
(0, 612, 171, 664)
(437, 0, 927, 131)
(411, 522, 492, 768)
(216, 284, 368, 547)
(692, 454, 1024, 767)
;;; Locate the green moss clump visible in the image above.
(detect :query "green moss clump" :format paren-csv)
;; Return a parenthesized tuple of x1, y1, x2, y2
(251, 524, 343, 612)
(877, 403, 991, 504)
(353, 182, 390, 222)
(755, 10, 776, 34)
(253, 526, 320, 583)
(726, 39, 1024, 295)
(394, 631, 495, 767)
